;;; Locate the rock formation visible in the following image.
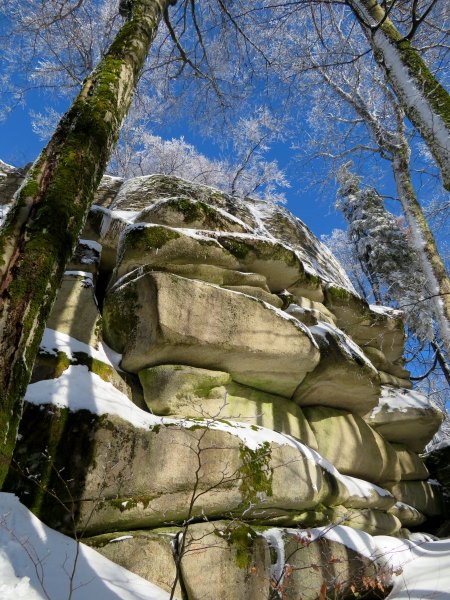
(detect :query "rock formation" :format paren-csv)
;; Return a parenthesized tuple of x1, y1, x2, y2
(2, 169, 447, 599)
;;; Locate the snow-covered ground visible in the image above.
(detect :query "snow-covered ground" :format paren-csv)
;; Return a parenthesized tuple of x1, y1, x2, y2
(265, 524, 450, 600)
(1, 493, 448, 600)
(0, 493, 169, 600)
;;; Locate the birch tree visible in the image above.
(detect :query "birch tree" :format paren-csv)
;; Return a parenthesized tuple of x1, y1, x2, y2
(0, 0, 173, 486)
(289, 9, 450, 355)
(317, 76, 450, 354)
(348, 0, 450, 190)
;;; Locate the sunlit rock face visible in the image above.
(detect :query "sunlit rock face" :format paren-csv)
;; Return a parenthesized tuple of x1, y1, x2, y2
(4, 173, 445, 600)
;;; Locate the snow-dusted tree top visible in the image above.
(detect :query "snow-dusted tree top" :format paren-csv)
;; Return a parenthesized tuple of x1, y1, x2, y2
(336, 164, 434, 341)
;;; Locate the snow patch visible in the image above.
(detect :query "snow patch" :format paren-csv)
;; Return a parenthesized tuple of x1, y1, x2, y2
(371, 386, 432, 417)
(79, 239, 102, 253)
(0, 493, 170, 599)
(0, 204, 12, 229)
(40, 329, 113, 366)
(310, 321, 377, 372)
(369, 304, 403, 319)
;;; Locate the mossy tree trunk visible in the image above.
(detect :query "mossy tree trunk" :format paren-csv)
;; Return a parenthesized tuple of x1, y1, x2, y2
(350, 0, 450, 190)
(0, 0, 171, 486)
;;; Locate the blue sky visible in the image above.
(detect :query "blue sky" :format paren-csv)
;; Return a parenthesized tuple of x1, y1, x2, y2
(0, 90, 349, 239)
(0, 49, 448, 398)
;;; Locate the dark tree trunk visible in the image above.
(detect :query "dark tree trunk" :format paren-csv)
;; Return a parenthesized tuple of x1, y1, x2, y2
(0, 0, 171, 486)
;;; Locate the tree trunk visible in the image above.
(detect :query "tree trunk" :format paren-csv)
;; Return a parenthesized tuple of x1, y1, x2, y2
(431, 340, 450, 388)
(0, 0, 171, 486)
(350, 0, 450, 190)
(392, 147, 450, 355)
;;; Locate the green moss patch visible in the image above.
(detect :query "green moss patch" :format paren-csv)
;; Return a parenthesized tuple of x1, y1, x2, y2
(216, 521, 259, 569)
(239, 442, 273, 505)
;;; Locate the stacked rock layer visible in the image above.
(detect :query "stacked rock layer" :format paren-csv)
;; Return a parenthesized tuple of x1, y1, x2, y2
(4, 174, 445, 599)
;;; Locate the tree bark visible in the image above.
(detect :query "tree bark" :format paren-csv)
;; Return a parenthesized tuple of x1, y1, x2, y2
(350, 0, 450, 190)
(431, 340, 450, 388)
(392, 147, 450, 355)
(0, 0, 171, 486)
(318, 64, 450, 355)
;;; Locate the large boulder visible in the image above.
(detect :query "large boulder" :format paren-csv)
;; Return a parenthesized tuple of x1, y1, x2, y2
(391, 444, 429, 481)
(386, 481, 443, 517)
(108, 174, 357, 296)
(85, 528, 183, 598)
(365, 386, 444, 452)
(8, 398, 349, 535)
(180, 521, 270, 600)
(293, 321, 380, 414)
(303, 406, 400, 484)
(323, 289, 405, 363)
(46, 271, 101, 348)
(103, 271, 320, 397)
(134, 196, 252, 233)
(138, 364, 319, 448)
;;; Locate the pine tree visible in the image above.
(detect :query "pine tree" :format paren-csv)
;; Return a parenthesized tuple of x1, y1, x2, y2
(336, 163, 434, 341)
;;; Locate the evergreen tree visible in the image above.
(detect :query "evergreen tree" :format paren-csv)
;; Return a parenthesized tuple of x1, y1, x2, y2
(336, 163, 434, 341)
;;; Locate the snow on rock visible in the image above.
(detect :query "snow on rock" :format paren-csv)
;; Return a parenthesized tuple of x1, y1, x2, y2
(107, 173, 357, 293)
(21, 364, 352, 469)
(0, 203, 11, 229)
(310, 320, 378, 372)
(64, 271, 94, 287)
(377, 537, 450, 599)
(261, 528, 285, 585)
(24, 365, 161, 430)
(372, 386, 435, 416)
(296, 524, 378, 559)
(0, 493, 169, 600)
(92, 206, 139, 240)
(23, 363, 308, 452)
(40, 329, 113, 366)
(369, 304, 404, 319)
(366, 386, 444, 452)
(79, 239, 103, 254)
(279, 524, 450, 600)
(339, 475, 393, 500)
